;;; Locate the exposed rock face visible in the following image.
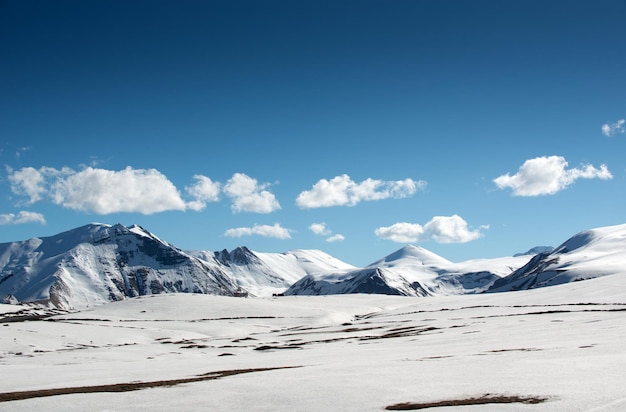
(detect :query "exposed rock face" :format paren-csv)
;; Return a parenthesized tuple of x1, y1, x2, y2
(0, 224, 240, 309)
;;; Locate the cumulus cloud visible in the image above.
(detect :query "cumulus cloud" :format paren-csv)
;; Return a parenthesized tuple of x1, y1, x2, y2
(7, 166, 52, 204)
(0, 211, 46, 225)
(375, 215, 485, 244)
(493, 155, 612, 196)
(7, 166, 284, 215)
(50, 167, 188, 214)
(296, 174, 426, 209)
(223, 173, 281, 214)
(224, 223, 292, 239)
(185, 175, 221, 211)
(309, 222, 345, 242)
(325, 234, 345, 243)
(601, 119, 625, 137)
(309, 222, 331, 236)
(8, 166, 201, 214)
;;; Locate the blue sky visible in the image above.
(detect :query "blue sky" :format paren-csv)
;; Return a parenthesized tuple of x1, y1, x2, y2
(1, 0, 625, 266)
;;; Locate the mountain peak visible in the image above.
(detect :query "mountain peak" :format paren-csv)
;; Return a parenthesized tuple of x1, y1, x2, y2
(214, 246, 260, 266)
(372, 245, 452, 267)
(513, 246, 554, 257)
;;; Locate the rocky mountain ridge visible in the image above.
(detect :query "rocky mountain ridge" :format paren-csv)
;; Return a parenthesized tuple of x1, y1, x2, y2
(2, 222, 625, 309)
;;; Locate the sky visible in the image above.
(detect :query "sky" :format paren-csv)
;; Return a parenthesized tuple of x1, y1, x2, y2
(1, 0, 625, 267)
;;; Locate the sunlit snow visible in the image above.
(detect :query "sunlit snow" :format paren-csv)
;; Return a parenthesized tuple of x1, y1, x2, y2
(1, 274, 625, 411)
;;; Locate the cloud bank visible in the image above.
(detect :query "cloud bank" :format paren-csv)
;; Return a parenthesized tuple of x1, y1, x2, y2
(296, 174, 426, 209)
(601, 119, 625, 137)
(493, 156, 612, 196)
(7, 167, 279, 215)
(0, 211, 46, 225)
(375, 215, 486, 243)
(224, 223, 292, 239)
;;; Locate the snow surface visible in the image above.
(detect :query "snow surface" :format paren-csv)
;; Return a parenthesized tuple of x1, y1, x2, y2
(1, 273, 625, 411)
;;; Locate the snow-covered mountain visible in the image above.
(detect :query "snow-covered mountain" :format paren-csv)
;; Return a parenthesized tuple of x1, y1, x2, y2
(0, 223, 356, 309)
(2, 222, 625, 308)
(513, 246, 554, 257)
(488, 223, 626, 292)
(285, 245, 531, 297)
(189, 247, 356, 297)
(0, 223, 245, 309)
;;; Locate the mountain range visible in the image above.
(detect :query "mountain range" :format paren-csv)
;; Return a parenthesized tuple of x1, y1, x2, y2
(1, 222, 625, 309)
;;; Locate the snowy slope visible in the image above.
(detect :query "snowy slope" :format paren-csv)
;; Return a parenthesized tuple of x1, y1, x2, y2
(2, 222, 625, 308)
(189, 247, 356, 297)
(286, 245, 530, 296)
(0, 224, 242, 309)
(489, 223, 626, 292)
(0, 224, 356, 309)
(1, 273, 625, 411)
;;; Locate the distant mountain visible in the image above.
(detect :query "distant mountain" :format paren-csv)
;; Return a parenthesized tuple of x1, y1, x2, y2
(285, 245, 530, 297)
(513, 246, 554, 257)
(190, 247, 356, 297)
(0, 224, 353, 309)
(0, 224, 242, 309)
(488, 224, 626, 293)
(2, 222, 625, 308)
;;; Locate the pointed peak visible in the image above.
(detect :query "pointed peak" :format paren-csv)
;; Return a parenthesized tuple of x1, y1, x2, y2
(374, 244, 452, 266)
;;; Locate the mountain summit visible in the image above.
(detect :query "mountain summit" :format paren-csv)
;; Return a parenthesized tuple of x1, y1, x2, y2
(286, 244, 530, 297)
(489, 223, 626, 292)
(0, 223, 242, 308)
(0, 223, 354, 309)
(2, 222, 625, 309)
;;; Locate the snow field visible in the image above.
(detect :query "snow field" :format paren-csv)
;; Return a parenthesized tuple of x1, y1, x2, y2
(1, 274, 625, 411)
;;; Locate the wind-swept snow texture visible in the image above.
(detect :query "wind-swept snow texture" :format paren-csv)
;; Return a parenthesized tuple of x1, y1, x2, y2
(1, 274, 625, 411)
(489, 223, 626, 292)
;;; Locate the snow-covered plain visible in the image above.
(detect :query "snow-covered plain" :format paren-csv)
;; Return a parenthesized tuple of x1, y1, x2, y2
(1, 273, 625, 411)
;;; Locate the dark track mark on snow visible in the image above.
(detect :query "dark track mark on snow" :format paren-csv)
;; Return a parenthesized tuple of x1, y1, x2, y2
(0, 366, 301, 403)
(385, 394, 549, 410)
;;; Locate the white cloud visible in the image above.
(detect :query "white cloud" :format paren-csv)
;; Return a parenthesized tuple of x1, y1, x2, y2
(224, 223, 292, 239)
(423, 215, 487, 243)
(296, 174, 426, 209)
(493, 155, 612, 196)
(0, 211, 46, 225)
(325, 234, 345, 243)
(7, 167, 285, 216)
(309, 222, 344, 242)
(223, 173, 281, 214)
(375, 222, 424, 243)
(375, 215, 485, 244)
(50, 167, 187, 214)
(185, 175, 221, 211)
(309, 222, 331, 236)
(8, 166, 189, 214)
(7, 166, 51, 204)
(601, 119, 625, 137)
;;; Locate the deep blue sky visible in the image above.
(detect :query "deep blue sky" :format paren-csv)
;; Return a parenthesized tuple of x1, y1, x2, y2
(1, 0, 625, 266)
